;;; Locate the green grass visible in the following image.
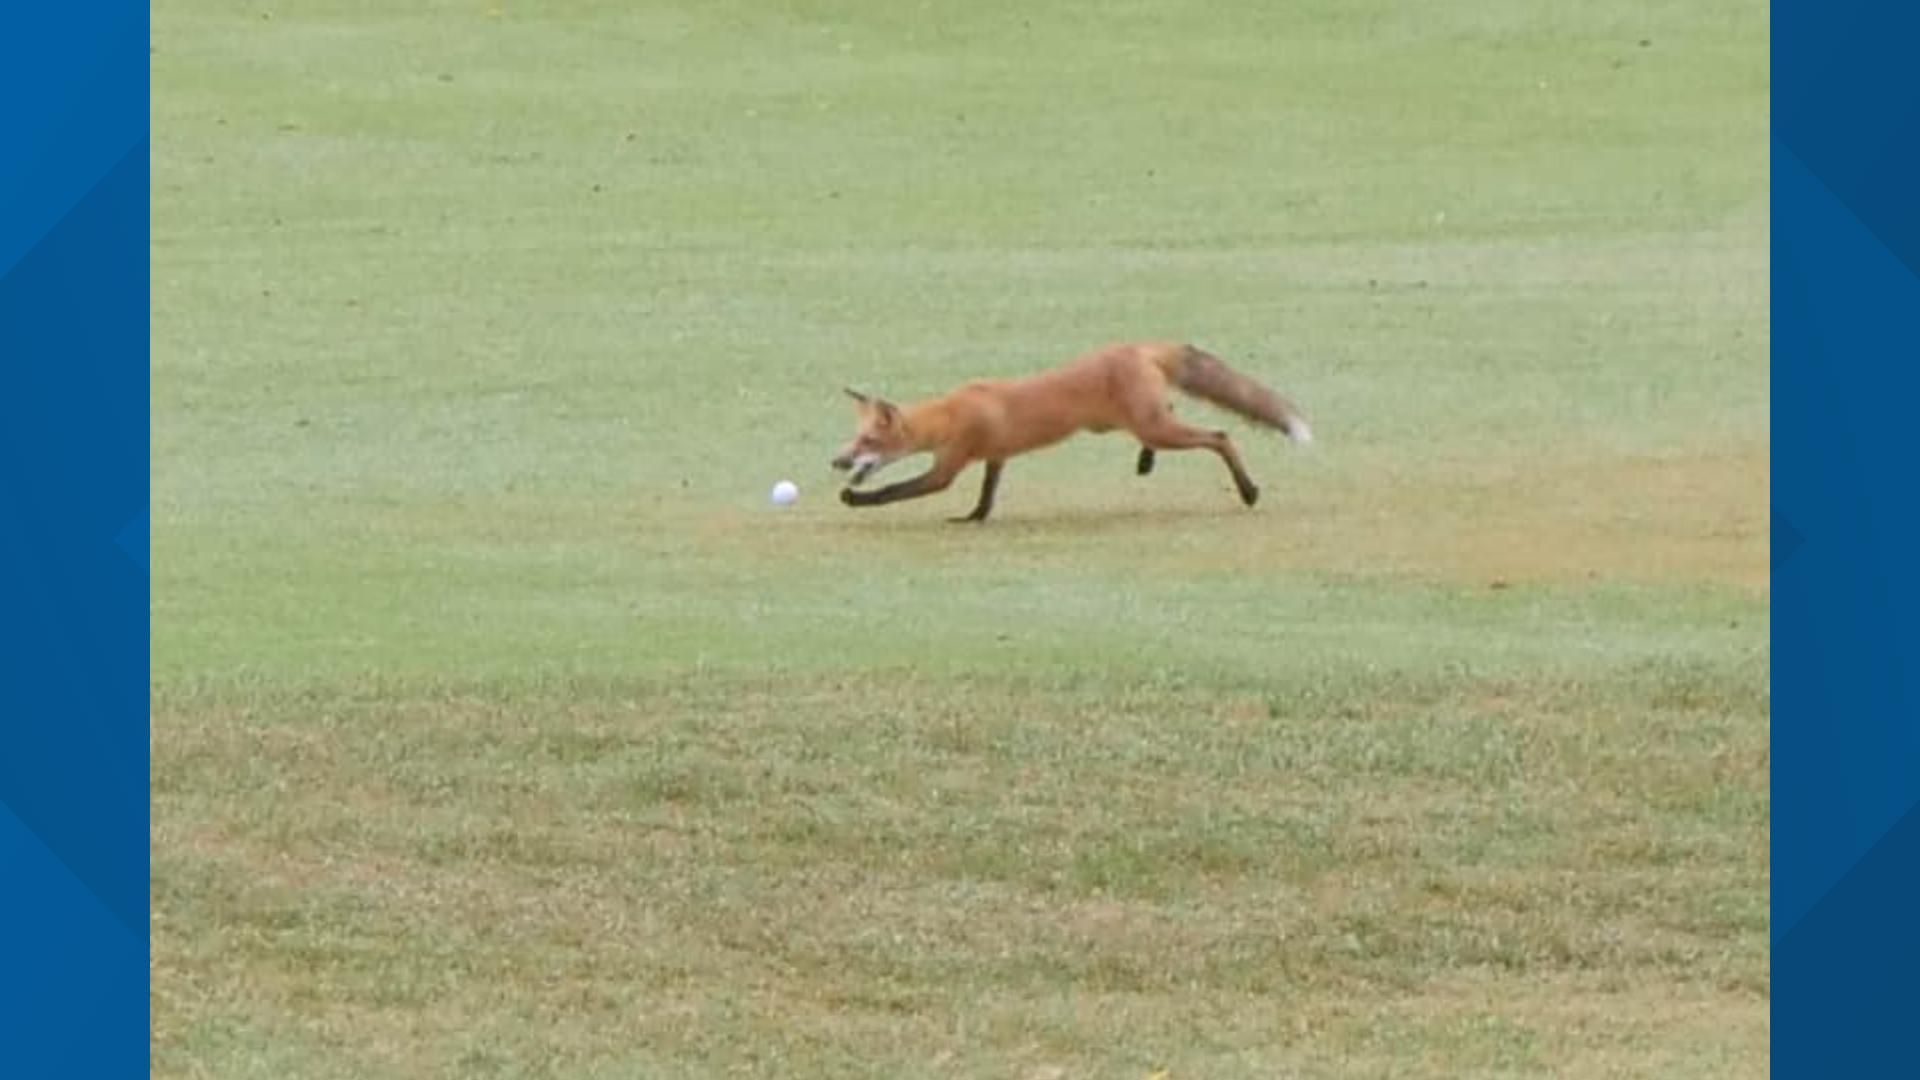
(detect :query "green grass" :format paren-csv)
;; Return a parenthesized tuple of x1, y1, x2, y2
(152, 1, 1768, 1076)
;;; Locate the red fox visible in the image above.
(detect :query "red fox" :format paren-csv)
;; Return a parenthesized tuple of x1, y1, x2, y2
(830, 341, 1311, 522)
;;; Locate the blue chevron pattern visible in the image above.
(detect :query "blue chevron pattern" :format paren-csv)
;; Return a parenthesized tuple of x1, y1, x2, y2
(0, 5, 149, 1074)
(1773, 0, 1920, 1073)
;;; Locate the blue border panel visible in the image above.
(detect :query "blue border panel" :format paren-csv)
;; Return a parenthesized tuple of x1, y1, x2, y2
(0, 5, 150, 1075)
(1774, 0, 1920, 1073)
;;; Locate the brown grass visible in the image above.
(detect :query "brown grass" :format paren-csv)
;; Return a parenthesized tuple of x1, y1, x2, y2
(153, 674, 1767, 1078)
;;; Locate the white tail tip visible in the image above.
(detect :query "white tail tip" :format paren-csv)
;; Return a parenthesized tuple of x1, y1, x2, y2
(1289, 419, 1313, 445)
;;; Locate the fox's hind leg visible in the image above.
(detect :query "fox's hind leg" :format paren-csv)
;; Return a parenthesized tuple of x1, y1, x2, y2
(951, 460, 1004, 523)
(1134, 416, 1260, 507)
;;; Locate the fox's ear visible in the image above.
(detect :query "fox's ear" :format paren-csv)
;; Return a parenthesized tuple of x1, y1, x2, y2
(843, 387, 870, 405)
(873, 399, 902, 427)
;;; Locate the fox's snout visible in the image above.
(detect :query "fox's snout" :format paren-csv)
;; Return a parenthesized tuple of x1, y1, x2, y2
(832, 447, 886, 486)
(835, 389, 910, 486)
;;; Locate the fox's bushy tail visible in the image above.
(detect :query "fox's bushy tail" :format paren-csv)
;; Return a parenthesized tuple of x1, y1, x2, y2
(1169, 346, 1313, 444)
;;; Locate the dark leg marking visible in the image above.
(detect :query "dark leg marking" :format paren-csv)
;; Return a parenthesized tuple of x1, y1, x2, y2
(1214, 430, 1260, 506)
(840, 467, 953, 507)
(1136, 447, 1156, 475)
(1135, 418, 1261, 507)
(952, 460, 1003, 523)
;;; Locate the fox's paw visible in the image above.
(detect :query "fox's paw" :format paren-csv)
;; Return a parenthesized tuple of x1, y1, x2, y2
(839, 487, 858, 506)
(1239, 483, 1260, 507)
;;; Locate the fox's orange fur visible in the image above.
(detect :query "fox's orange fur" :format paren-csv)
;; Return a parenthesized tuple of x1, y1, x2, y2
(831, 342, 1310, 522)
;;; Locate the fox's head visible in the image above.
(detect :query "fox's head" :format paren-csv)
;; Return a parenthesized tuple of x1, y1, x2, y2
(830, 388, 913, 486)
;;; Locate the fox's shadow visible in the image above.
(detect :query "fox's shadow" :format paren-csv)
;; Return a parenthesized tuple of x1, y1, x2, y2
(827, 501, 1256, 537)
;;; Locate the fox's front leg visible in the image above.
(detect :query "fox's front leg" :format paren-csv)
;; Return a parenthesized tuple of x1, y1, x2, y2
(951, 460, 1003, 523)
(840, 455, 964, 508)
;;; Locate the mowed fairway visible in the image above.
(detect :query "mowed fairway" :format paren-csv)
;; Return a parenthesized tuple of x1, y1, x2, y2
(151, 2, 1769, 1077)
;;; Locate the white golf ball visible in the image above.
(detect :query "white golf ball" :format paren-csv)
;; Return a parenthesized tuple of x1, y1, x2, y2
(770, 480, 799, 506)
